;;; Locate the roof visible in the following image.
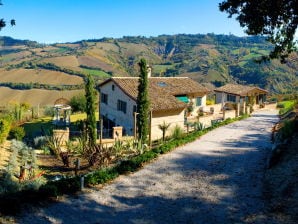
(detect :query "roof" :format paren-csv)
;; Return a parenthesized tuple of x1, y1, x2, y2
(214, 84, 268, 96)
(99, 77, 210, 112)
(54, 97, 70, 106)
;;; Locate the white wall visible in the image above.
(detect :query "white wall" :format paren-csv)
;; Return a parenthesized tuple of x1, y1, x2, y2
(99, 81, 136, 135)
(151, 109, 185, 140)
(188, 95, 207, 117)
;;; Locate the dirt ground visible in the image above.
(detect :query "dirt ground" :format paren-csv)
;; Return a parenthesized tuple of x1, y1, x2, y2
(37, 154, 91, 179)
(0, 141, 11, 174)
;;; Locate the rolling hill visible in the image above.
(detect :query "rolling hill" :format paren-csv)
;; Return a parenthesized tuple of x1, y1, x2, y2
(0, 34, 297, 107)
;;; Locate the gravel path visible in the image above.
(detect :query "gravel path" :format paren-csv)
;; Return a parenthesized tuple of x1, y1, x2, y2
(19, 108, 278, 224)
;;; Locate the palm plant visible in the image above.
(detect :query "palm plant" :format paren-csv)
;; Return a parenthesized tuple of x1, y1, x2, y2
(158, 121, 171, 142)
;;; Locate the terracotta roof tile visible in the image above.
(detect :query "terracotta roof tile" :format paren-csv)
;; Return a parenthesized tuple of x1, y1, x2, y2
(214, 83, 268, 96)
(99, 77, 209, 112)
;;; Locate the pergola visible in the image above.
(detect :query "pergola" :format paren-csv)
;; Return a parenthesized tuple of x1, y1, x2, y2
(53, 98, 71, 126)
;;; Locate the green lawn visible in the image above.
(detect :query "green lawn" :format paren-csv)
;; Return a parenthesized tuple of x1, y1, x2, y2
(82, 68, 111, 78)
(23, 112, 99, 138)
(277, 100, 296, 115)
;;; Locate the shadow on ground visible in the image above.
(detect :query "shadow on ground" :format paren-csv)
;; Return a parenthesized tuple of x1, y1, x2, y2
(19, 112, 279, 224)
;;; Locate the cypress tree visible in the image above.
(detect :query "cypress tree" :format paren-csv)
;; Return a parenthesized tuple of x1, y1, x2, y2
(85, 74, 97, 147)
(137, 58, 150, 144)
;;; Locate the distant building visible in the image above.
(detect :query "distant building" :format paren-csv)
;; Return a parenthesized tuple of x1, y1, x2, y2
(98, 77, 209, 140)
(214, 83, 268, 113)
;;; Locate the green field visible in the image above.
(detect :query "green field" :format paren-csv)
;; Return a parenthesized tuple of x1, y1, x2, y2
(82, 68, 111, 78)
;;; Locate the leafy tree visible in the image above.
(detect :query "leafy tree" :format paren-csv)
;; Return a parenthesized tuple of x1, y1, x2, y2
(70, 93, 86, 113)
(219, 0, 298, 61)
(0, 1, 15, 30)
(85, 74, 97, 146)
(137, 58, 150, 144)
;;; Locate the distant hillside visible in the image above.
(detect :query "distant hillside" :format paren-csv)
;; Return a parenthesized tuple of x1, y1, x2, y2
(0, 34, 297, 106)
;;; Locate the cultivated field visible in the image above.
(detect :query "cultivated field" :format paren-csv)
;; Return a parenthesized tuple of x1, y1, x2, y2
(0, 68, 84, 85)
(0, 87, 84, 106)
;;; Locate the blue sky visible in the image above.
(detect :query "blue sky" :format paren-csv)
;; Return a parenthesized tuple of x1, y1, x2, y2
(0, 0, 246, 43)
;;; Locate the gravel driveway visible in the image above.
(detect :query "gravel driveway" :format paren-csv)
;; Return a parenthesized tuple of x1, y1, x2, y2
(19, 108, 278, 224)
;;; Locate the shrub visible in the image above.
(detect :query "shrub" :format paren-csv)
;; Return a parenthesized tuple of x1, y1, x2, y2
(281, 120, 295, 140)
(70, 94, 86, 113)
(38, 183, 59, 198)
(171, 125, 184, 140)
(85, 168, 118, 185)
(0, 118, 11, 144)
(9, 126, 25, 141)
(43, 106, 54, 117)
(33, 136, 47, 149)
(277, 100, 296, 114)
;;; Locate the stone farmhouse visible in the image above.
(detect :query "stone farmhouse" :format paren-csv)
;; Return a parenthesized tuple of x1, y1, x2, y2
(98, 77, 210, 140)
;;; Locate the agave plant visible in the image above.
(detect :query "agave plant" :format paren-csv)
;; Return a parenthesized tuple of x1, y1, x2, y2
(194, 122, 204, 131)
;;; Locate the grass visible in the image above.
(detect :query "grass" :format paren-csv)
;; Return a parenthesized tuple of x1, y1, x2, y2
(23, 112, 99, 138)
(82, 68, 111, 78)
(277, 100, 296, 115)
(23, 117, 53, 138)
(153, 64, 175, 75)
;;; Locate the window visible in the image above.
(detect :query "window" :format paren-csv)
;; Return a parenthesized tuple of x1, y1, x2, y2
(117, 100, 127, 114)
(112, 85, 115, 91)
(227, 94, 236, 102)
(101, 93, 108, 104)
(196, 97, 202, 106)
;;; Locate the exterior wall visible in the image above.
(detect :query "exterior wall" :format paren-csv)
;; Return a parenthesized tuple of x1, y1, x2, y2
(197, 114, 215, 128)
(187, 95, 207, 118)
(215, 92, 241, 105)
(99, 81, 136, 135)
(151, 109, 185, 140)
(215, 92, 225, 104)
(205, 103, 222, 114)
(223, 109, 237, 120)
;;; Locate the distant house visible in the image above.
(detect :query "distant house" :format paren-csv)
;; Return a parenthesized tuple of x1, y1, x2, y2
(214, 83, 268, 113)
(98, 77, 209, 140)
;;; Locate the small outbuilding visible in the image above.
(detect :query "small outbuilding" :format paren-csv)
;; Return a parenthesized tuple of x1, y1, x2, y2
(214, 83, 268, 114)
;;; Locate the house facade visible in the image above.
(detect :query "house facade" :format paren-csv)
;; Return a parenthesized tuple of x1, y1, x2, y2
(98, 77, 209, 140)
(214, 83, 268, 114)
